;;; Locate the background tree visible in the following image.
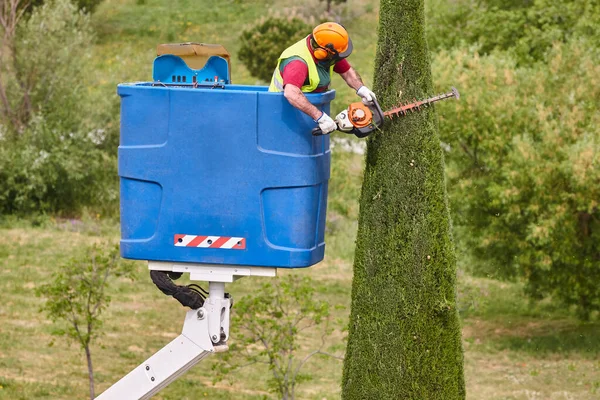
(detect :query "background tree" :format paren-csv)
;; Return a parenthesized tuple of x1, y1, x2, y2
(1, 0, 93, 132)
(433, 39, 600, 319)
(214, 274, 343, 400)
(27, 0, 106, 13)
(0, 0, 28, 131)
(426, 0, 600, 64)
(0, 0, 118, 215)
(341, 0, 465, 398)
(36, 244, 135, 400)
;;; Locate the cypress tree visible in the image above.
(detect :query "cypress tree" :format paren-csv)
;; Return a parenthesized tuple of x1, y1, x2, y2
(341, 0, 465, 398)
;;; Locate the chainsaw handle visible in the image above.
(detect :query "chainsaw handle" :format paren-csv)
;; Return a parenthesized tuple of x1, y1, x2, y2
(312, 127, 342, 136)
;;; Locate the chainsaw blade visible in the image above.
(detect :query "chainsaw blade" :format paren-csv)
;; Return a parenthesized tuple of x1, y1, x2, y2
(383, 87, 460, 119)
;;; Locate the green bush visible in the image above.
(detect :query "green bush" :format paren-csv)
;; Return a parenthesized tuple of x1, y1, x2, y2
(214, 274, 336, 400)
(74, 0, 104, 12)
(36, 243, 135, 399)
(433, 39, 600, 318)
(29, 0, 106, 13)
(426, 0, 600, 64)
(0, 0, 118, 215)
(238, 16, 311, 82)
(12, 0, 94, 130)
(0, 116, 118, 215)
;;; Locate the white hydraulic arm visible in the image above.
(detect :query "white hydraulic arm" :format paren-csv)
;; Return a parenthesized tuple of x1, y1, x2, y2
(95, 262, 276, 400)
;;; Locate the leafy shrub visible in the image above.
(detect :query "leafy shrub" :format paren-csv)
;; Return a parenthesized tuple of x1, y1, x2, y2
(426, 0, 600, 64)
(37, 243, 135, 399)
(433, 39, 600, 318)
(214, 274, 341, 399)
(74, 0, 104, 12)
(11, 0, 94, 130)
(0, 0, 118, 215)
(0, 115, 118, 215)
(238, 16, 312, 82)
(29, 0, 106, 13)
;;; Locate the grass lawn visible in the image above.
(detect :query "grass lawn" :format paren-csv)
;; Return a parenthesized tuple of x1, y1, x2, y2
(1, 210, 599, 399)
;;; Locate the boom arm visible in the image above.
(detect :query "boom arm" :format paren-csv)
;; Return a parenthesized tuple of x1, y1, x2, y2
(95, 263, 276, 400)
(96, 307, 224, 400)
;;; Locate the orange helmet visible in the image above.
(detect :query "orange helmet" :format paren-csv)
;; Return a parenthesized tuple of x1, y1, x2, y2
(311, 22, 353, 60)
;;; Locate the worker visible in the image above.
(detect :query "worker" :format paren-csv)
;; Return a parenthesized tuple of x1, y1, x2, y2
(269, 22, 376, 135)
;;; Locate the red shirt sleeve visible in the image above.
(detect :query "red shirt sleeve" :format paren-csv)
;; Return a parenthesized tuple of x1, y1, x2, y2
(281, 60, 309, 89)
(333, 58, 351, 74)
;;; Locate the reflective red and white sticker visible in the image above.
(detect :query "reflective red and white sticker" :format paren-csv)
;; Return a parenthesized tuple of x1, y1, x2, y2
(173, 234, 246, 250)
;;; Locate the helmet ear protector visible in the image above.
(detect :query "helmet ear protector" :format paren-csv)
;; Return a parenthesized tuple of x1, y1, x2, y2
(311, 37, 339, 60)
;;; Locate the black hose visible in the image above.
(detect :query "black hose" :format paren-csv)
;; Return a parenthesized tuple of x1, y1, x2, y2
(150, 270, 205, 309)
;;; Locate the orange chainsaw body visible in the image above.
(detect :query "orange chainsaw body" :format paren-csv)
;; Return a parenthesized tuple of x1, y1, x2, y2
(347, 102, 374, 128)
(344, 99, 385, 138)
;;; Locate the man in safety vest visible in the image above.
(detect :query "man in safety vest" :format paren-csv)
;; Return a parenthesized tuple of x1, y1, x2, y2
(269, 22, 376, 135)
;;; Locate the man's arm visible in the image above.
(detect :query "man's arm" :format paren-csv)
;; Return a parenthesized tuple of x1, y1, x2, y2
(339, 67, 364, 91)
(283, 84, 337, 134)
(283, 84, 323, 121)
(280, 59, 336, 134)
(340, 67, 377, 104)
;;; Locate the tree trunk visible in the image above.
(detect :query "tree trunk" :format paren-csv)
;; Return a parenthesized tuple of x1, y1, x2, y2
(85, 345, 95, 400)
(341, 0, 465, 399)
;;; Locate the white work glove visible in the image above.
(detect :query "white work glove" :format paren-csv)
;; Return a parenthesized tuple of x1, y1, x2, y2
(315, 112, 337, 135)
(357, 85, 377, 104)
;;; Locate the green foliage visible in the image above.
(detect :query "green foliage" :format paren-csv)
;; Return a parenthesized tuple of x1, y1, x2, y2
(2, 0, 94, 131)
(215, 274, 339, 400)
(28, 0, 106, 13)
(75, 0, 104, 12)
(36, 243, 134, 348)
(0, 0, 118, 215)
(238, 16, 311, 82)
(342, 0, 465, 398)
(433, 39, 600, 319)
(36, 243, 134, 399)
(427, 0, 600, 319)
(0, 116, 118, 215)
(426, 0, 600, 64)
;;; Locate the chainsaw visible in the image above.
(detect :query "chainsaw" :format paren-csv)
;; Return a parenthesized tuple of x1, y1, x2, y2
(312, 87, 460, 138)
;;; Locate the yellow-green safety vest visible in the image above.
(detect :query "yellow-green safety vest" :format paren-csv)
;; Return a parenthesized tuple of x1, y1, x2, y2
(268, 36, 334, 93)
